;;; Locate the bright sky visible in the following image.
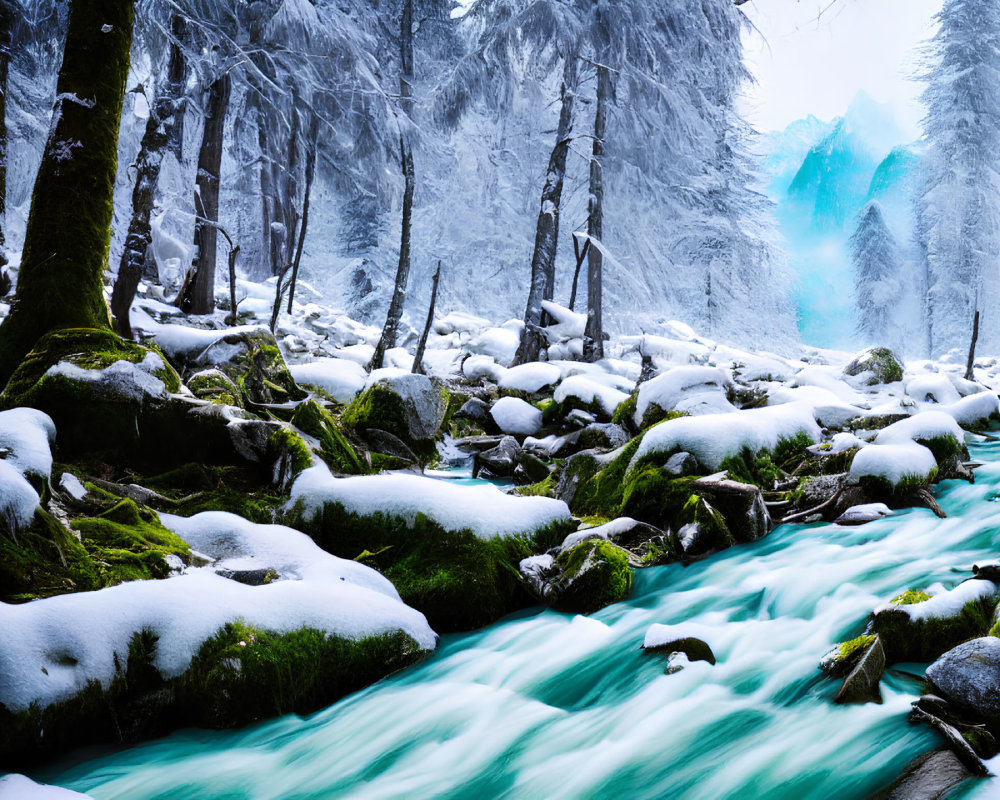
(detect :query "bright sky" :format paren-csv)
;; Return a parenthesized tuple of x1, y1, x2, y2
(739, 0, 943, 138)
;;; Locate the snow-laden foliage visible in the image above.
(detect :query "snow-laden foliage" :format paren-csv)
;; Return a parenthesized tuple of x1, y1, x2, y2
(917, 0, 1000, 357)
(5, 0, 796, 350)
(851, 201, 899, 346)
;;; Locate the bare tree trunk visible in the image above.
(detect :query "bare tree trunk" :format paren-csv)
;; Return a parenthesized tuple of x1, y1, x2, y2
(286, 113, 318, 313)
(568, 233, 589, 311)
(181, 71, 230, 315)
(226, 242, 241, 326)
(369, 0, 415, 372)
(513, 56, 576, 366)
(412, 260, 441, 375)
(0, 0, 134, 388)
(111, 13, 187, 337)
(583, 64, 609, 363)
(0, 0, 11, 268)
(965, 309, 980, 381)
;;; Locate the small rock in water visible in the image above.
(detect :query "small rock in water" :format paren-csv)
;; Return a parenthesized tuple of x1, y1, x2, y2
(834, 503, 892, 526)
(833, 634, 885, 704)
(476, 435, 521, 478)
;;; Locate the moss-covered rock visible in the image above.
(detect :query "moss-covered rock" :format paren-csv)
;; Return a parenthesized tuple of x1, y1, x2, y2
(285, 500, 572, 632)
(549, 539, 632, 614)
(844, 347, 904, 385)
(821, 634, 877, 678)
(190, 329, 306, 406)
(0, 622, 427, 767)
(676, 495, 735, 557)
(291, 400, 367, 474)
(187, 368, 243, 407)
(342, 373, 449, 464)
(869, 585, 997, 663)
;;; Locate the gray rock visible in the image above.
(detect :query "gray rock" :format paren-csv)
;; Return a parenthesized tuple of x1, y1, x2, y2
(643, 636, 716, 665)
(578, 423, 630, 452)
(366, 373, 450, 441)
(664, 451, 698, 477)
(834, 634, 885, 704)
(364, 428, 418, 465)
(476, 435, 522, 478)
(454, 397, 491, 423)
(565, 409, 597, 429)
(692, 478, 771, 542)
(555, 448, 611, 507)
(216, 568, 279, 586)
(867, 750, 975, 800)
(927, 637, 1000, 725)
(514, 450, 550, 485)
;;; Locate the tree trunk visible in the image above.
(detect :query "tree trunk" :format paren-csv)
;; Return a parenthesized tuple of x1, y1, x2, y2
(369, 0, 415, 372)
(286, 113, 318, 313)
(568, 234, 589, 311)
(181, 71, 230, 315)
(111, 13, 188, 338)
(513, 56, 576, 366)
(412, 260, 441, 375)
(0, 0, 12, 268)
(163, 14, 186, 161)
(0, 0, 134, 389)
(965, 309, 980, 381)
(583, 63, 609, 363)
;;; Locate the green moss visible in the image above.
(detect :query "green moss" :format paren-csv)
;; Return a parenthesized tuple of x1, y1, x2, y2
(0, 509, 100, 602)
(0, 0, 134, 389)
(552, 539, 631, 613)
(144, 464, 286, 524)
(871, 594, 997, 663)
(573, 437, 644, 518)
(839, 634, 876, 659)
(612, 392, 638, 429)
(0, 328, 181, 407)
(0, 620, 427, 766)
(619, 467, 698, 530)
(187, 369, 242, 407)
(292, 400, 367, 475)
(513, 471, 557, 497)
(286, 500, 572, 632)
(915, 433, 969, 464)
(210, 332, 305, 406)
(341, 385, 438, 463)
(892, 589, 932, 605)
(72, 499, 189, 586)
(858, 468, 938, 500)
(267, 427, 312, 477)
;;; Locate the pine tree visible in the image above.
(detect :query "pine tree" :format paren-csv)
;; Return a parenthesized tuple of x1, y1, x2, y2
(917, 0, 1000, 356)
(851, 201, 899, 344)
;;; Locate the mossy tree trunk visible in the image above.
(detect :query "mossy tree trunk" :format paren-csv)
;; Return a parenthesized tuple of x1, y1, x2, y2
(583, 63, 609, 363)
(512, 56, 576, 366)
(180, 71, 230, 315)
(110, 12, 187, 338)
(0, 0, 134, 390)
(0, 0, 12, 268)
(369, 0, 415, 372)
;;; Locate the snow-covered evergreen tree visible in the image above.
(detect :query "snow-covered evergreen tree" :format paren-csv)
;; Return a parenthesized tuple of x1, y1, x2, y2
(917, 0, 1000, 356)
(851, 201, 899, 344)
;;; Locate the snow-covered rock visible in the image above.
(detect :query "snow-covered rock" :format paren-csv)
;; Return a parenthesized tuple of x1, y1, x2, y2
(849, 442, 938, 486)
(0, 511, 436, 711)
(874, 410, 964, 447)
(0, 408, 56, 533)
(490, 396, 543, 436)
(631, 403, 821, 471)
(498, 362, 561, 393)
(288, 357, 367, 403)
(634, 366, 734, 425)
(468, 325, 521, 366)
(554, 376, 629, 418)
(287, 466, 570, 540)
(0, 775, 92, 799)
(941, 392, 1000, 428)
(906, 374, 961, 406)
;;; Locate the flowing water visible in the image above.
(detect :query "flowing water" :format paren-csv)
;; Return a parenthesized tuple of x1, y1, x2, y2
(35, 443, 1000, 799)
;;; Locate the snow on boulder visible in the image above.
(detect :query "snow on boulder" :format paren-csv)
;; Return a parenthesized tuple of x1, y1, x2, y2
(0, 511, 437, 712)
(843, 347, 904, 386)
(549, 360, 635, 392)
(634, 366, 734, 426)
(287, 466, 571, 540)
(905, 374, 961, 406)
(433, 311, 491, 336)
(631, 403, 821, 472)
(554, 375, 629, 419)
(146, 321, 267, 364)
(498, 362, 561, 394)
(354, 369, 450, 442)
(468, 325, 521, 366)
(539, 300, 586, 340)
(792, 366, 868, 406)
(875, 579, 997, 622)
(712, 346, 795, 382)
(767, 385, 865, 428)
(849, 442, 938, 487)
(620, 334, 712, 366)
(941, 392, 1000, 428)
(490, 396, 543, 435)
(874, 411, 964, 447)
(288, 358, 367, 403)
(463, 354, 507, 383)
(0, 408, 56, 533)
(0, 775, 92, 799)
